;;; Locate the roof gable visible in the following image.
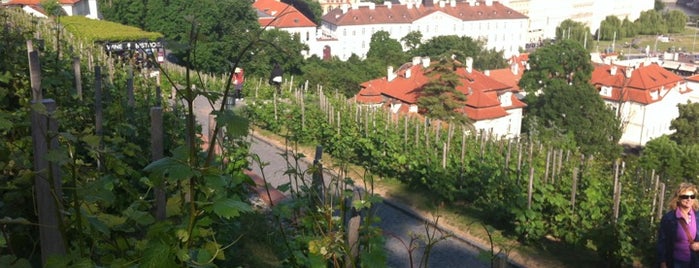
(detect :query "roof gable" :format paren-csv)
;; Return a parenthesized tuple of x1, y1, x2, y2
(357, 57, 524, 121)
(254, 0, 317, 28)
(322, 1, 526, 27)
(591, 63, 687, 104)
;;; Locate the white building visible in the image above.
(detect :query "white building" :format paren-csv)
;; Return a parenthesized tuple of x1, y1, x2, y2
(317, 0, 528, 61)
(591, 62, 691, 147)
(354, 56, 526, 139)
(2, 0, 100, 19)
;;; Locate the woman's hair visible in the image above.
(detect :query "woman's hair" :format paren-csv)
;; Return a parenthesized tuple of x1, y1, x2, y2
(669, 182, 699, 210)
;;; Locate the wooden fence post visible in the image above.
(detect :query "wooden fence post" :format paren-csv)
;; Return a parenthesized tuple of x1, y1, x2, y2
(151, 106, 166, 221)
(571, 167, 579, 212)
(94, 66, 104, 171)
(127, 64, 135, 107)
(73, 56, 82, 100)
(32, 99, 66, 265)
(28, 44, 42, 101)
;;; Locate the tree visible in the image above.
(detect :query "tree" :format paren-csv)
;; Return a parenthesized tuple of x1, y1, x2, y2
(41, 0, 66, 17)
(98, 0, 145, 28)
(635, 10, 667, 35)
(664, 10, 688, 33)
(409, 35, 506, 70)
(524, 79, 621, 157)
(621, 18, 638, 39)
(520, 39, 621, 157)
(417, 57, 470, 125)
(365, 30, 407, 69)
(555, 19, 594, 50)
(670, 102, 699, 146)
(639, 135, 683, 182)
(519, 39, 594, 95)
(598, 16, 622, 41)
(655, 0, 666, 12)
(401, 31, 423, 52)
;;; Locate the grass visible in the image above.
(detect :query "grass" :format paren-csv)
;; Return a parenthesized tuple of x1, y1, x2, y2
(248, 128, 606, 268)
(593, 27, 699, 55)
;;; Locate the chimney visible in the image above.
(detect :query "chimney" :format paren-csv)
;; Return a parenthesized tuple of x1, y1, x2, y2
(450, 0, 456, 7)
(87, 0, 100, 19)
(405, 68, 412, 78)
(511, 63, 519, 75)
(369, 2, 375, 10)
(467, 0, 476, 6)
(387, 66, 397, 81)
(341, 4, 349, 13)
(412, 56, 421, 66)
(466, 57, 473, 73)
(439, 1, 445, 8)
(385, 1, 391, 9)
(610, 65, 617, 76)
(421, 56, 431, 68)
(484, 70, 490, 76)
(485, 0, 493, 6)
(407, 2, 413, 9)
(625, 67, 633, 78)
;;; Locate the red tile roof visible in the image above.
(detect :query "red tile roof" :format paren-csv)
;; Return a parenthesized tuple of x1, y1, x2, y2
(355, 86, 383, 104)
(323, 1, 526, 27)
(4, 0, 80, 4)
(356, 59, 525, 121)
(254, 0, 317, 28)
(590, 63, 688, 104)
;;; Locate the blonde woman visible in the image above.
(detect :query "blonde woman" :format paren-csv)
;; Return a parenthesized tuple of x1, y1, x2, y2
(658, 183, 699, 268)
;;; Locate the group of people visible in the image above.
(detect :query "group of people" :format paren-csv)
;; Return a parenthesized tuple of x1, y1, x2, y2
(658, 183, 699, 268)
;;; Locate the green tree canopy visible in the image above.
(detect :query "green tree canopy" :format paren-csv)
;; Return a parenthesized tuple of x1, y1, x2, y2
(519, 39, 594, 95)
(417, 57, 470, 125)
(598, 16, 622, 41)
(664, 10, 688, 33)
(99, 0, 145, 28)
(524, 79, 621, 157)
(409, 35, 506, 70)
(401, 31, 423, 52)
(555, 19, 594, 50)
(670, 102, 699, 146)
(366, 30, 408, 69)
(521, 39, 620, 157)
(639, 135, 684, 182)
(635, 10, 667, 35)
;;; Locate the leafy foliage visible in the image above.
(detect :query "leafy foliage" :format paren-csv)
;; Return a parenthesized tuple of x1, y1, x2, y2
(409, 35, 506, 70)
(555, 20, 594, 50)
(417, 57, 470, 125)
(670, 102, 699, 146)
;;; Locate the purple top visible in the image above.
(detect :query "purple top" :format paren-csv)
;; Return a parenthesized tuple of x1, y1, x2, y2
(674, 208, 697, 262)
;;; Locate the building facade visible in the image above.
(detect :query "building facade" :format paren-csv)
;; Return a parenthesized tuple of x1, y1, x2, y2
(253, 0, 319, 58)
(317, 0, 528, 61)
(354, 56, 526, 139)
(591, 62, 691, 147)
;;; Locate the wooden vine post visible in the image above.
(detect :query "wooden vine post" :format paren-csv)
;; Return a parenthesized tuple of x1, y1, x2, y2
(29, 43, 66, 265)
(72, 56, 82, 100)
(151, 104, 166, 220)
(94, 66, 104, 171)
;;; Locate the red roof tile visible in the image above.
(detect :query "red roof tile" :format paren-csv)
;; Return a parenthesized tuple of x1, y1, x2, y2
(254, 0, 317, 28)
(356, 58, 524, 121)
(323, 1, 526, 26)
(4, 0, 80, 4)
(590, 63, 687, 105)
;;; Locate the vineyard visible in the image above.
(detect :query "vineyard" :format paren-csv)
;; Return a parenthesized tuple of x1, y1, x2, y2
(0, 7, 681, 268)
